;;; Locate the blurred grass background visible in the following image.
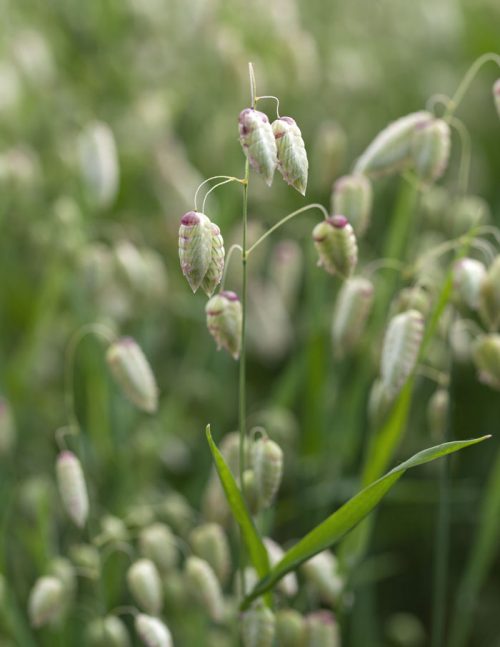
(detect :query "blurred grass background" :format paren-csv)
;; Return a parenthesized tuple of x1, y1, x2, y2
(0, 0, 500, 645)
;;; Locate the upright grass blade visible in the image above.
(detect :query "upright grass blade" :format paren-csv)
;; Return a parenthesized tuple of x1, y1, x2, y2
(449, 443, 500, 647)
(241, 437, 489, 609)
(205, 425, 271, 604)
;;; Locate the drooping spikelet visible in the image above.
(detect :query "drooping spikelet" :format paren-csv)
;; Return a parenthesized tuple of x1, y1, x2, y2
(201, 222, 225, 297)
(272, 116, 308, 195)
(242, 603, 276, 647)
(301, 551, 343, 606)
(354, 111, 433, 177)
(411, 117, 451, 183)
(135, 614, 173, 647)
(263, 537, 298, 597)
(86, 615, 131, 647)
(239, 109, 278, 186)
(126, 559, 163, 615)
(453, 258, 486, 311)
(331, 277, 374, 354)
(28, 576, 65, 628)
(139, 523, 178, 574)
(473, 334, 500, 391)
(185, 556, 224, 623)
(331, 174, 373, 236)
(56, 451, 89, 528)
(77, 121, 119, 209)
(275, 609, 306, 647)
(178, 211, 214, 293)
(190, 523, 231, 586)
(381, 309, 424, 395)
(252, 437, 283, 509)
(106, 337, 158, 413)
(312, 215, 358, 278)
(205, 291, 242, 359)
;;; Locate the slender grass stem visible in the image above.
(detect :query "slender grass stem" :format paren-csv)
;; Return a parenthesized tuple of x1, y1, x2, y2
(444, 53, 500, 119)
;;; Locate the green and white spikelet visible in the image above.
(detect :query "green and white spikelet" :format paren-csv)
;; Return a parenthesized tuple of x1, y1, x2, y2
(453, 258, 486, 311)
(411, 117, 451, 183)
(332, 277, 374, 354)
(252, 437, 283, 509)
(205, 291, 242, 359)
(135, 614, 173, 647)
(304, 611, 340, 647)
(86, 615, 131, 647)
(28, 576, 65, 628)
(312, 215, 358, 278)
(126, 559, 163, 615)
(331, 174, 373, 236)
(106, 337, 158, 413)
(272, 116, 308, 195)
(185, 556, 224, 623)
(178, 211, 214, 293)
(263, 537, 298, 597)
(242, 603, 276, 647)
(275, 609, 306, 647)
(381, 309, 424, 395)
(190, 523, 231, 586)
(473, 334, 500, 391)
(239, 108, 278, 186)
(56, 451, 89, 528)
(354, 111, 433, 177)
(201, 222, 225, 297)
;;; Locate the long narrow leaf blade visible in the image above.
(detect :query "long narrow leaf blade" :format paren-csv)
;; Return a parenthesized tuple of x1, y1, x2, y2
(242, 436, 489, 609)
(205, 425, 271, 586)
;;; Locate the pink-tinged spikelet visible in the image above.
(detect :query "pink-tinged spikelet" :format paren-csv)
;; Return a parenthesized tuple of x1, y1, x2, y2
(201, 222, 225, 297)
(242, 603, 276, 647)
(135, 614, 173, 647)
(354, 111, 433, 177)
(331, 174, 373, 236)
(381, 309, 424, 395)
(272, 116, 308, 195)
(332, 277, 374, 354)
(312, 215, 358, 278)
(106, 337, 158, 413)
(178, 211, 213, 293)
(205, 291, 242, 359)
(411, 117, 451, 183)
(239, 109, 278, 186)
(56, 451, 89, 528)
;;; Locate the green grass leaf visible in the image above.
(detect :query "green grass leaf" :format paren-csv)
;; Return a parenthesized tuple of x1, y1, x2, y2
(205, 425, 271, 603)
(241, 436, 490, 609)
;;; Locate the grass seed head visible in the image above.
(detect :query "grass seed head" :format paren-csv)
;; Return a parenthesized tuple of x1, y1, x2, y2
(239, 108, 278, 186)
(178, 211, 214, 294)
(301, 551, 343, 606)
(28, 576, 65, 628)
(354, 111, 433, 177)
(427, 388, 449, 440)
(87, 615, 131, 647)
(381, 309, 424, 396)
(411, 117, 451, 183)
(202, 222, 225, 297)
(127, 558, 163, 615)
(242, 603, 276, 647)
(106, 337, 158, 413)
(331, 174, 373, 236)
(205, 290, 242, 359)
(190, 522, 231, 585)
(56, 451, 89, 528)
(493, 79, 500, 119)
(304, 611, 340, 647)
(77, 121, 119, 209)
(473, 334, 500, 390)
(312, 215, 358, 278)
(263, 537, 298, 597)
(252, 437, 284, 509)
(135, 614, 173, 647)
(139, 522, 178, 573)
(275, 609, 306, 647)
(185, 555, 224, 623)
(453, 258, 486, 311)
(332, 277, 374, 355)
(272, 116, 308, 195)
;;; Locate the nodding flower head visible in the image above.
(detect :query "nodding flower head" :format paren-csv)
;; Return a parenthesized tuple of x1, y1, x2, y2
(205, 291, 242, 359)
(239, 109, 278, 186)
(272, 116, 308, 195)
(312, 215, 358, 279)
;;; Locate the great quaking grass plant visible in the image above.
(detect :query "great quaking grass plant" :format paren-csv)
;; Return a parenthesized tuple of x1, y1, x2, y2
(15, 55, 500, 646)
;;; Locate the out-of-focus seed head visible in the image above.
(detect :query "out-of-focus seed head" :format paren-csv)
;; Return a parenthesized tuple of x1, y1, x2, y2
(126, 558, 163, 615)
(272, 116, 308, 195)
(106, 337, 158, 413)
(235, 567, 259, 600)
(331, 174, 373, 236)
(139, 523, 178, 574)
(247, 280, 293, 363)
(479, 256, 500, 330)
(275, 609, 306, 647)
(242, 603, 276, 647)
(48, 557, 76, 598)
(445, 195, 490, 238)
(97, 515, 128, 545)
(268, 240, 303, 311)
(56, 451, 89, 528)
(312, 215, 358, 279)
(453, 258, 486, 311)
(0, 397, 16, 455)
(202, 472, 231, 527)
(263, 537, 298, 597)
(159, 491, 196, 536)
(493, 79, 500, 119)
(368, 378, 395, 429)
(239, 109, 278, 186)
(473, 335, 500, 390)
(252, 437, 284, 509)
(332, 277, 374, 355)
(427, 389, 449, 441)
(69, 544, 100, 580)
(205, 291, 242, 359)
(304, 611, 340, 647)
(77, 121, 119, 209)
(381, 310, 424, 396)
(301, 551, 344, 606)
(390, 286, 432, 318)
(242, 469, 260, 515)
(87, 615, 131, 647)
(190, 523, 231, 585)
(28, 576, 65, 628)
(354, 111, 433, 177)
(135, 614, 173, 647)
(178, 211, 213, 294)
(202, 223, 225, 297)
(311, 120, 347, 189)
(411, 118, 451, 183)
(385, 612, 426, 647)
(185, 556, 224, 623)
